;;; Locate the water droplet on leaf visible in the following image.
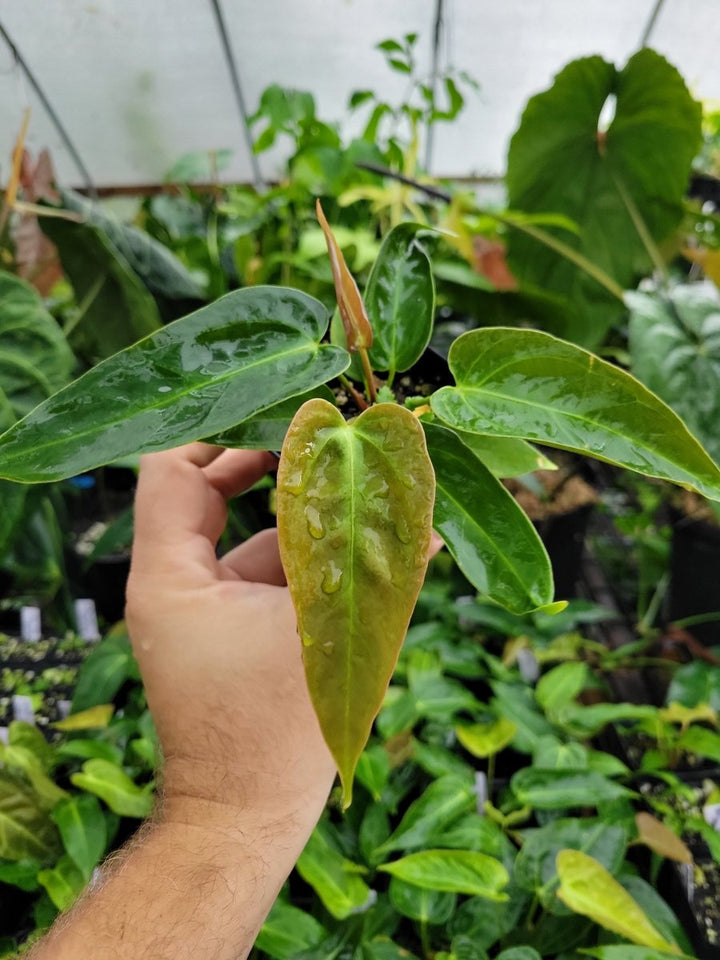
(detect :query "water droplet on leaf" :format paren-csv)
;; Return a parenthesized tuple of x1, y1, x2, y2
(321, 560, 343, 594)
(305, 504, 325, 539)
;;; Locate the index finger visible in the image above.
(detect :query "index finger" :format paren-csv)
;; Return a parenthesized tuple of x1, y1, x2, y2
(131, 443, 274, 575)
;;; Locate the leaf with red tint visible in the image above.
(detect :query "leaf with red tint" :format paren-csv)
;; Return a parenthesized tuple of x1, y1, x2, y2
(316, 199, 373, 352)
(472, 236, 517, 291)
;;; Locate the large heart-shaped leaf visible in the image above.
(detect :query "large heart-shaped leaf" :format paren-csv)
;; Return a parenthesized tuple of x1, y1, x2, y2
(506, 49, 701, 348)
(627, 286, 720, 463)
(556, 850, 681, 953)
(423, 422, 553, 612)
(365, 223, 435, 378)
(430, 328, 720, 501)
(277, 399, 434, 805)
(0, 288, 349, 482)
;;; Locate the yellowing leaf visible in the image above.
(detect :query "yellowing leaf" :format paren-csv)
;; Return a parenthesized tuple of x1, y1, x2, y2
(635, 813, 692, 864)
(455, 718, 517, 758)
(682, 246, 720, 287)
(53, 704, 114, 731)
(316, 199, 373, 352)
(556, 849, 681, 953)
(277, 399, 435, 806)
(660, 701, 717, 729)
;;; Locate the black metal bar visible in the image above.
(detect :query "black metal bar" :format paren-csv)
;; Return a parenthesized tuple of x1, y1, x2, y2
(208, 0, 265, 190)
(639, 0, 666, 48)
(0, 20, 97, 198)
(355, 160, 452, 203)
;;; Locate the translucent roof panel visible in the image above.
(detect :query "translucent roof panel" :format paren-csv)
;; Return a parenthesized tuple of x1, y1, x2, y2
(0, 0, 717, 190)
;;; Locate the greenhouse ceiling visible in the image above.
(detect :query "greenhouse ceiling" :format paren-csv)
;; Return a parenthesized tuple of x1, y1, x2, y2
(0, 0, 716, 192)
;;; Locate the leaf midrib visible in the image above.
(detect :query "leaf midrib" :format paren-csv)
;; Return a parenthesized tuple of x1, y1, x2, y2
(0, 340, 326, 470)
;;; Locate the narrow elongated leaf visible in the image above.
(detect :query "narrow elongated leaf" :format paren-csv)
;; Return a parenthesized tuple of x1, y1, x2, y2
(277, 399, 434, 805)
(296, 823, 374, 920)
(53, 705, 114, 731)
(40, 216, 162, 362)
(431, 328, 720, 501)
(52, 795, 107, 880)
(556, 850, 681, 953)
(365, 223, 434, 376)
(316, 200, 372, 351)
(70, 760, 154, 818)
(59, 187, 205, 300)
(379, 849, 509, 901)
(635, 813, 692, 864)
(506, 50, 701, 348)
(423, 422, 553, 612)
(456, 432, 556, 478)
(511, 769, 634, 809)
(583, 948, 693, 960)
(0, 288, 348, 482)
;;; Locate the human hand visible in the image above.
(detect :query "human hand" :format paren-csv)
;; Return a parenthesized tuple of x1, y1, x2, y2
(126, 443, 336, 831)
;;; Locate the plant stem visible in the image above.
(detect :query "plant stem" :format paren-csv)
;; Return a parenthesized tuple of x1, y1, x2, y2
(339, 374, 369, 411)
(487, 752, 496, 799)
(358, 347, 378, 403)
(419, 917, 431, 959)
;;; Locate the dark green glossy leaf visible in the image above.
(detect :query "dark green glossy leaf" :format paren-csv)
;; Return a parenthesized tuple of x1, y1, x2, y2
(514, 818, 628, 914)
(359, 803, 391, 865)
(255, 899, 327, 960)
(0, 769, 59, 860)
(627, 286, 720, 462)
(431, 328, 720, 501)
(40, 216, 162, 362)
(374, 776, 476, 857)
(37, 854, 86, 912)
(0, 288, 348, 483)
(365, 223, 435, 377)
(59, 188, 205, 300)
(556, 850, 679, 952)
(379, 849, 509, 901)
(511, 769, 635, 809)
(496, 949, 542, 960)
(506, 50, 701, 348)
(211, 386, 335, 450)
(277, 400, 434, 805)
(0, 481, 26, 560)
(296, 822, 374, 920)
(70, 760, 154, 818)
(52, 795, 107, 881)
(448, 891, 531, 954)
(356, 745, 391, 801)
(424, 422, 553, 612)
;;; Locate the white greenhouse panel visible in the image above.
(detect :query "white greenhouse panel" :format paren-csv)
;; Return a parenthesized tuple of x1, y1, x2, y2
(0, 0, 716, 189)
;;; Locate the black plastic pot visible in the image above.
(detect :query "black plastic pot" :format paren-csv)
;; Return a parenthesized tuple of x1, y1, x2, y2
(669, 510, 720, 646)
(534, 501, 595, 600)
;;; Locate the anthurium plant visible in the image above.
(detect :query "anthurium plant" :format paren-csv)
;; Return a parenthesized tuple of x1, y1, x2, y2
(2, 209, 720, 806)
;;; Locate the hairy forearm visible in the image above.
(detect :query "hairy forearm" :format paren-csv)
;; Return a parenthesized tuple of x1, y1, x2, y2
(30, 798, 321, 960)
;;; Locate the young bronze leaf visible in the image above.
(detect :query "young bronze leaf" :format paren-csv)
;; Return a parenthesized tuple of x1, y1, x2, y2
(316, 199, 372, 353)
(277, 399, 435, 806)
